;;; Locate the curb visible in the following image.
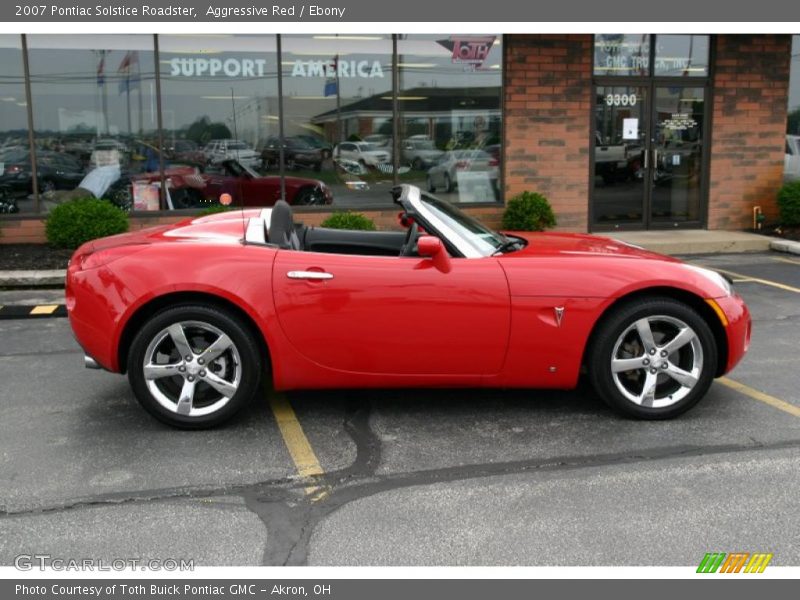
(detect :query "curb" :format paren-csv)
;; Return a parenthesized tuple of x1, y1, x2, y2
(0, 304, 67, 319)
(770, 239, 800, 255)
(0, 269, 66, 287)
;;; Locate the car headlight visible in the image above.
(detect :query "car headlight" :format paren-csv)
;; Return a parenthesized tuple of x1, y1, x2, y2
(685, 264, 732, 297)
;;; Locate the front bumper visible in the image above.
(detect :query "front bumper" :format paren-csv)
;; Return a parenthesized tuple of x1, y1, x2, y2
(714, 293, 751, 374)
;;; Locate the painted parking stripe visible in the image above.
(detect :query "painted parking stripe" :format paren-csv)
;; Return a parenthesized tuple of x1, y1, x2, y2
(710, 268, 800, 295)
(267, 390, 329, 500)
(771, 256, 800, 266)
(719, 377, 800, 418)
(0, 304, 67, 319)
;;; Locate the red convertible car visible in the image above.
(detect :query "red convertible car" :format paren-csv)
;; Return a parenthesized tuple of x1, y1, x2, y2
(126, 160, 332, 209)
(66, 185, 750, 428)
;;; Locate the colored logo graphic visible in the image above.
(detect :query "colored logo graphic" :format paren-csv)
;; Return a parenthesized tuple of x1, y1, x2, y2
(696, 552, 773, 573)
(436, 36, 497, 69)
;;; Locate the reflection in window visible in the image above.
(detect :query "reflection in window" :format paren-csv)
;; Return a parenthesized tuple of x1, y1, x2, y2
(654, 35, 709, 77)
(398, 34, 502, 204)
(159, 35, 281, 209)
(594, 34, 650, 77)
(0, 35, 27, 214)
(26, 35, 157, 212)
(789, 35, 799, 135)
(282, 34, 394, 208)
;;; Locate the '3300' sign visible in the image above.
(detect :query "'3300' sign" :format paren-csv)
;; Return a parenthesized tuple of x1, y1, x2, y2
(605, 93, 637, 107)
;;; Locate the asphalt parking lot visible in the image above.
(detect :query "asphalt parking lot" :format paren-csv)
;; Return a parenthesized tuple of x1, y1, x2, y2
(0, 251, 798, 567)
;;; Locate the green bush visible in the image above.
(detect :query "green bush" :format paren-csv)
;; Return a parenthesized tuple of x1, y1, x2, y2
(501, 191, 557, 231)
(320, 211, 376, 231)
(46, 197, 129, 249)
(197, 204, 232, 216)
(777, 181, 800, 226)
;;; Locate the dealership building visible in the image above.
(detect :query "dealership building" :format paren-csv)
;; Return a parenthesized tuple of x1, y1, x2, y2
(0, 33, 798, 243)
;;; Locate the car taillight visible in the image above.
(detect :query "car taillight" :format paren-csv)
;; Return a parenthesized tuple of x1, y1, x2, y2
(455, 160, 469, 170)
(488, 158, 499, 167)
(5, 165, 21, 174)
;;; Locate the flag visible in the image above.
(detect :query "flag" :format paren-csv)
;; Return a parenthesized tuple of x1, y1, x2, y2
(96, 55, 105, 86)
(118, 51, 140, 94)
(324, 55, 339, 97)
(324, 79, 338, 97)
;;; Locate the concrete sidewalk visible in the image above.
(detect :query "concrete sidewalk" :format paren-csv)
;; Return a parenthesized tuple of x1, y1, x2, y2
(610, 229, 779, 255)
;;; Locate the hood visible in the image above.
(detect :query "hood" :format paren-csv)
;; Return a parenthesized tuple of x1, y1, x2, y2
(503, 231, 678, 262)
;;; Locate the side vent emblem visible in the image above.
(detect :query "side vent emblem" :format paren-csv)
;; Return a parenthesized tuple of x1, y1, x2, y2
(554, 306, 565, 327)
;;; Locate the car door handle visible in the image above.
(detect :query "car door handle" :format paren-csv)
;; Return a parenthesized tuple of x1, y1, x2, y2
(287, 271, 334, 280)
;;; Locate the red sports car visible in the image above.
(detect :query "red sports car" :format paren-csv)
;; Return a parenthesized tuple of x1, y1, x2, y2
(66, 185, 750, 428)
(127, 160, 333, 209)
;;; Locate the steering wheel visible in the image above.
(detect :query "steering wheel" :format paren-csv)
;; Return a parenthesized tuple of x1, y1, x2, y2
(399, 221, 419, 257)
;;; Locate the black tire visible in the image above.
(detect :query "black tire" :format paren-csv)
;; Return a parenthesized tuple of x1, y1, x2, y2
(427, 175, 436, 193)
(444, 173, 453, 193)
(587, 297, 718, 420)
(127, 304, 263, 429)
(170, 188, 203, 209)
(313, 161, 322, 172)
(412, 157, 423, 171)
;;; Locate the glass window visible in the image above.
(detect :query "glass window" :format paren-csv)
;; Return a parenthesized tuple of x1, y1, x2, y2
(788, 35, 800, 181)
(0, 35, 28, 214)
(281, 34, 394, 208)
(397, 34, 502, 204)
(594, 34, 650, 77)
(159, 34, 278, 209)
(26, 35, 157, 212)
(654, 35, 710, 77)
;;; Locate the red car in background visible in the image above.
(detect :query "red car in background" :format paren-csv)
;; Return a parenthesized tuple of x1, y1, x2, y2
(128, 159, 332, 209)
(67, 184, 750, 429)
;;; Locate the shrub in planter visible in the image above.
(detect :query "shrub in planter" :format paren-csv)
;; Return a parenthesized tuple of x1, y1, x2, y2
(320, 211, 376, 231)
(501, 191, 557, 231)
(46, 197, 129, 249)
(197, 204, 232, 216)
(777, 181, 800, 226)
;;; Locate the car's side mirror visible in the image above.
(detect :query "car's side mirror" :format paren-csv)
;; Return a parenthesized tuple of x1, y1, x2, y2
(417, 235, 451, 273)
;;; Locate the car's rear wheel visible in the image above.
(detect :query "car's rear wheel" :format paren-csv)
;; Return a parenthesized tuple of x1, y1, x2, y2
(444, 173, 453, 193)
(127, 304, 262, 429)
(427, 175, 436, 192)
(588, 297, 717, 419)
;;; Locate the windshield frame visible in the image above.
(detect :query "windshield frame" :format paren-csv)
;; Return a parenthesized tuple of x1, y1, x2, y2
(404, 187, 508, 258)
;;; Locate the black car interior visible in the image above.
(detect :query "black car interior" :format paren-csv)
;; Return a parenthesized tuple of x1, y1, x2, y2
(266, 199, 411, 256)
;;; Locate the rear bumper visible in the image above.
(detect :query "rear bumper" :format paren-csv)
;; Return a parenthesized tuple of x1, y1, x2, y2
(65, 261, 127, 373)
(715, 293, 751, 374)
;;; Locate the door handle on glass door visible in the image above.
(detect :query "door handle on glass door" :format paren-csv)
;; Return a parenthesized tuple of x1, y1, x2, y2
(287, 271, 334, 280)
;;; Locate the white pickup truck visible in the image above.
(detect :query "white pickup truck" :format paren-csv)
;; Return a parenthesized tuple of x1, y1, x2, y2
(786, 135, 800, 182)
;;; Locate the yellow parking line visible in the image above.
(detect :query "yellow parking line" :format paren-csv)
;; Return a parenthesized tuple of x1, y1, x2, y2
(771, 256, 800, 266)
(268, 391, 328, 499)
(29, 305, 59, 315)
(718, 377, 800, 418)
(711, 268, 800, 295)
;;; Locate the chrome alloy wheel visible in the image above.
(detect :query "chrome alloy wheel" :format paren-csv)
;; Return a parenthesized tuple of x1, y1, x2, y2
(142, 320, 242, 418)
(610, 315, 703, 408)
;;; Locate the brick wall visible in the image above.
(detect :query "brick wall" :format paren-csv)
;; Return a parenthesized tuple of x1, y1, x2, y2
(504, 34, 592, 231)
(0, 207, 502, 245)
(0, 214, 186, 245)
(709, 34, 791, 229)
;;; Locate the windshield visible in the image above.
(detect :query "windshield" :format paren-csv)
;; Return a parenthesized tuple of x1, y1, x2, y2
(228, 142, 249, 150)
(419, 193, 507, 256)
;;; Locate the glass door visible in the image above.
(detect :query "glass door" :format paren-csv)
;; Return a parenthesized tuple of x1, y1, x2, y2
(592, 85, 648, 227)
(650, 86, 705, 225)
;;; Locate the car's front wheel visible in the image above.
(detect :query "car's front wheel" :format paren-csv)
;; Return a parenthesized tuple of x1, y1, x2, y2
(588, 297, 717, 419)
(127, 304, 262, 429)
